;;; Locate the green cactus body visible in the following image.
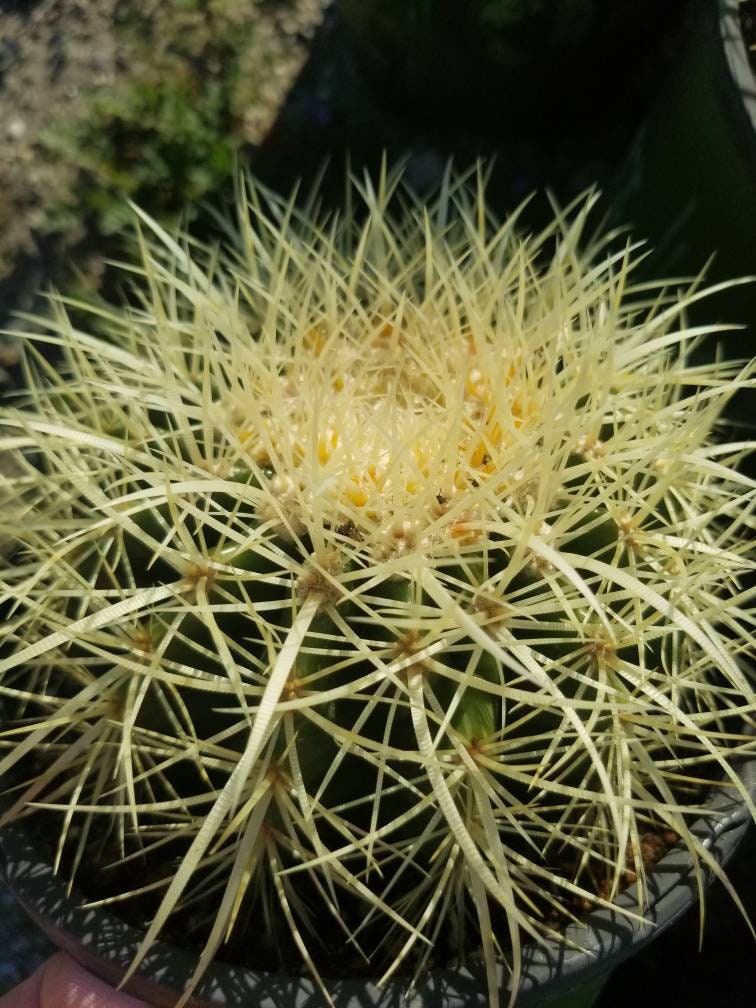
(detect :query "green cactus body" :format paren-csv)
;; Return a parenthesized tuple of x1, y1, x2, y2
(1, 168, 755, 1007)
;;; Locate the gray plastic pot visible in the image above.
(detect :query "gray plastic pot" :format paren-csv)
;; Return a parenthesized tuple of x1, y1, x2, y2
(1, 757, 754, 1008)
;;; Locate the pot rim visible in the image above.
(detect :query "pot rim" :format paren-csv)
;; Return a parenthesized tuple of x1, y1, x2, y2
(1, 757, 753, 1008)
(718, 0, 756, 157)
(720, 0, 756, 127)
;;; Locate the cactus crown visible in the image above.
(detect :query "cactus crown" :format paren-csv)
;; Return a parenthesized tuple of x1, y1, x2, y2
(1, 165, 755, 1007)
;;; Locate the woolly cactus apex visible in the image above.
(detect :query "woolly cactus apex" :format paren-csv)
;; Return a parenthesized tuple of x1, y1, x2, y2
(0, 165, 755, 1008)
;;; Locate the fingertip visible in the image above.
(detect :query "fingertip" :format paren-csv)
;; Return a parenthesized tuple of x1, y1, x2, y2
(38, 953, 152, 1008)
(0, 965, 44, 1008)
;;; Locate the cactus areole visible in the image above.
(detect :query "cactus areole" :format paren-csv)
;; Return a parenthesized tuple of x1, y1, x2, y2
(0, 167, 754, 1008)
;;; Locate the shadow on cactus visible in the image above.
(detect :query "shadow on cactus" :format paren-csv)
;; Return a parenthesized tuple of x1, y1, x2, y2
(1, 165, 755, 1007)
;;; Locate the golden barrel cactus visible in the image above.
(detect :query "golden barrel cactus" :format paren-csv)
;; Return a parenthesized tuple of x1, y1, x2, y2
(1, 166, 754, 1006)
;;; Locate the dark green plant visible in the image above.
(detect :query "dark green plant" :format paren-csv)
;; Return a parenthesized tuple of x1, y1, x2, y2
(39, 0, 319, 240)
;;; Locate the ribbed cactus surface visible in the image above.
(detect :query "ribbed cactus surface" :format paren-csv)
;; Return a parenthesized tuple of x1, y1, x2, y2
(1, 168, 754, 1007)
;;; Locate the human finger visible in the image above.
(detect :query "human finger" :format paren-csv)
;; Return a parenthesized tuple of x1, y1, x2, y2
(0, 952, 153, 1008)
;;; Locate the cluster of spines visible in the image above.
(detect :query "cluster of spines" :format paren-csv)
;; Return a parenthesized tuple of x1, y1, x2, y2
(0, 169, 754, 1007)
